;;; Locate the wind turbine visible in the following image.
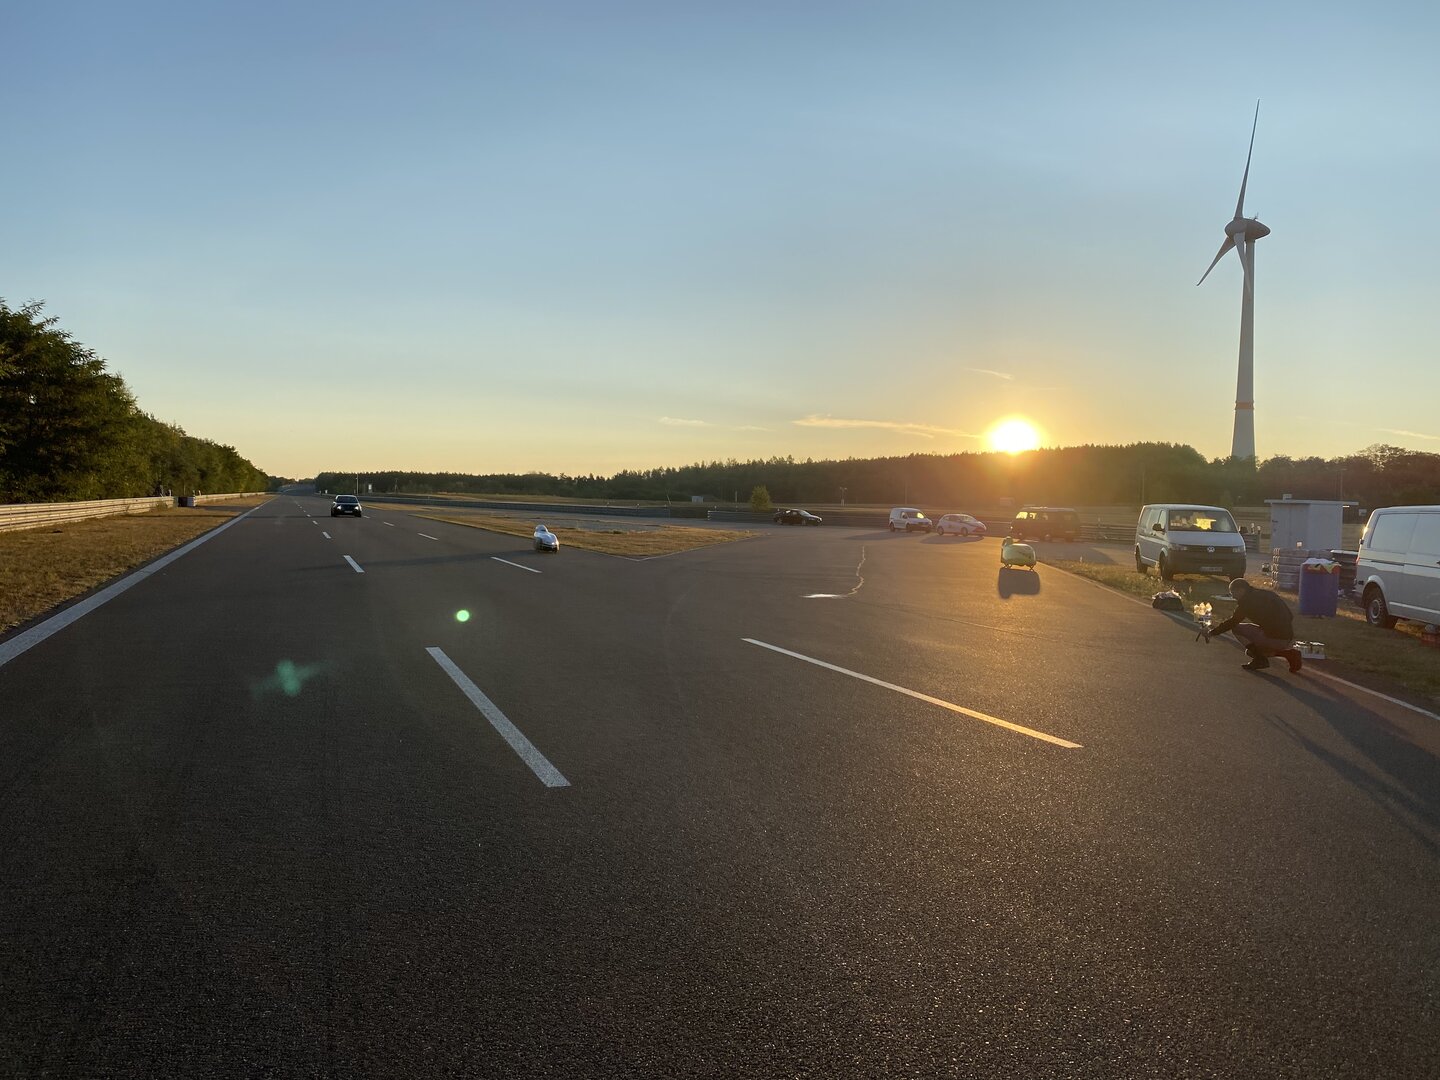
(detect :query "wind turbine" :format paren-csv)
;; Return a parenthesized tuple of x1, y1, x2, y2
(1198, 101, 1269, 461)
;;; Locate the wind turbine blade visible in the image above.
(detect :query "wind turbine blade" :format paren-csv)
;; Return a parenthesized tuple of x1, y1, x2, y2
(1197, 236, 1236, 286)
(1235, 100, 1259, 219)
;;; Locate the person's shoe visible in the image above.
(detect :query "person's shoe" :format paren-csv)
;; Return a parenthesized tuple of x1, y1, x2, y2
(1242, 647, 1271, 671)
(1283, 648, 1303, 673)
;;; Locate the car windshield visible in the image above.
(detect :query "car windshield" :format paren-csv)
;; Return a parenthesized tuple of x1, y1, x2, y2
(1169, 511, 1237, 532)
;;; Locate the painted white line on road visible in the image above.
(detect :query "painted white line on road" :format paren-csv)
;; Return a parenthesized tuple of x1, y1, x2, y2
(0, 504, 267, 670)
(418, 533, 439, 540)
(1308, 670, 1440, 723)
(322, 531, 331, 539)
(491, 557, 542, 574)
(426, 647, 570, 787)
(383, 522, 396, 527)
(343, 555, 365, 573)
(742, 638, 1083, 749)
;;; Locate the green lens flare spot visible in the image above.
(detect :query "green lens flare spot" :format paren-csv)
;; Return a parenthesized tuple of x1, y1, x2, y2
(455, 609, 471, 623)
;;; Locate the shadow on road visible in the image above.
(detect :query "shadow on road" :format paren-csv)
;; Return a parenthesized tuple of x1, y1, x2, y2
(920, 534, 985, 545)
(997, 567, 1041, 598)
(1262, 681, 1440, 856)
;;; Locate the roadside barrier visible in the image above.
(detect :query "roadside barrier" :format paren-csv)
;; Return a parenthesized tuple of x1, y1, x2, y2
(0, 493, 268, 533)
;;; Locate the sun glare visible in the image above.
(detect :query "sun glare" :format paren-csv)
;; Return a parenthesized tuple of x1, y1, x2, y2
(988, 418, 1042, 454)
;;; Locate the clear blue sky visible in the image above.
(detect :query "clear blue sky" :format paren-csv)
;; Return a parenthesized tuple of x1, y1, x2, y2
(5, 1, 1437, 478)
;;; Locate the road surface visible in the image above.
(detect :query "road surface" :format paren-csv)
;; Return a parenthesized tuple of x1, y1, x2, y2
(1, 495, 1436, 1077)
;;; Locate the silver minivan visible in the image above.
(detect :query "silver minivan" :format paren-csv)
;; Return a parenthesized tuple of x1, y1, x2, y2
(1354, 506, 1440, 628)
(1135, 504, 1248, 581)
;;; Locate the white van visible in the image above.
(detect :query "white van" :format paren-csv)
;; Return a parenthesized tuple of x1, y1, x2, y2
(1354, 506, 1440, 628)
(888, 507, 933, 533)
(1135, 504, 1248, 581)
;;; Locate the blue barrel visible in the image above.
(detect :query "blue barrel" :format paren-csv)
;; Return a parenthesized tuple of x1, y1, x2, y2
(1298, 558, 1339, 617)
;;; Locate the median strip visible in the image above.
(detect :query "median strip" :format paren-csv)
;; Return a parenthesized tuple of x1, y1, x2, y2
(426, 647, 569, 787)
(742, 638, 1082, 749)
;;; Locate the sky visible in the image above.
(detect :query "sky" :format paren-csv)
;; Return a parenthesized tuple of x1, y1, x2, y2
(4, 1, 1438, 478)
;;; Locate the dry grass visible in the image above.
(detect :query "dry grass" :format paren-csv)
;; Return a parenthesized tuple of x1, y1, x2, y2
(0, 497, 270, 635)
(1047, 557, 1440, 706)
(401, 509, 757, 557)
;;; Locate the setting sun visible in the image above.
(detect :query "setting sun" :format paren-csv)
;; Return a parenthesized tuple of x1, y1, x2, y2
(988, 417, 1042, 454)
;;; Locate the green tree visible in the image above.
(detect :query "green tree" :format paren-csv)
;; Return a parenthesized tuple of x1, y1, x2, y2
(749, 485, 772, 512)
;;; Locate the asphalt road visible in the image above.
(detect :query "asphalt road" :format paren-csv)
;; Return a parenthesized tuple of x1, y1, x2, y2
(1, 494, 1436, 1078)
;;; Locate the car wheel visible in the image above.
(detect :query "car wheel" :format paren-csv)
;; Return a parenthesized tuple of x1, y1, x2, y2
(1364, 587, 1398, 628)
(1159, 554, 1175, 581)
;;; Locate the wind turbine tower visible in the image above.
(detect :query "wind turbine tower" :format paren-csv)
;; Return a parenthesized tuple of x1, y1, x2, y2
(1198, 102, 1269, 461)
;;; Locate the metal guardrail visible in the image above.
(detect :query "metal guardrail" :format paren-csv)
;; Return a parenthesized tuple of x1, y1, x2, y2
(0, 493, 268, 533)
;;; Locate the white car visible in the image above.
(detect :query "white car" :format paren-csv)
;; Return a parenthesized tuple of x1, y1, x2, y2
(888, 507, 933, 533)
(533, 524, 559, 552)
(935, 513, 986, 537)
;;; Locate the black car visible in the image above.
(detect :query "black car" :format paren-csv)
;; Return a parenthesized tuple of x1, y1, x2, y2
(773, 508, 823, 526)
(331, 495, 363, 517)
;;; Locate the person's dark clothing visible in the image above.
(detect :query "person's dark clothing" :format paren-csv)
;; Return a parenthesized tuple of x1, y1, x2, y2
(1212, 587, 1294, 641)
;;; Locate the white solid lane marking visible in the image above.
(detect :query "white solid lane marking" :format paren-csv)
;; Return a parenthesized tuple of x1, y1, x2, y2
(742, 638, 1082, 749)
(426, 647, 570, 787)
(322, 531, 331, 539)
(491, 557, 542, 574)
(343, 555, 365, 573)
(0, 504, 266, 670)
(383, 522, 396, 527)
(418, 533, 439, 540)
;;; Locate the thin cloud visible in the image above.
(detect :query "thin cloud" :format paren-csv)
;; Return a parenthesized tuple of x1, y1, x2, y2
(792, 415, 979, 440)
(1381, 428, 1440, 441)
(965, 367, 1014, 381)
(658, 417, 771, 432)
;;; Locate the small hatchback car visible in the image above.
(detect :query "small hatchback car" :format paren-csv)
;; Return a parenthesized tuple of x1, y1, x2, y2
(331, 495, 363, 517)
(935, 513, 986, 537)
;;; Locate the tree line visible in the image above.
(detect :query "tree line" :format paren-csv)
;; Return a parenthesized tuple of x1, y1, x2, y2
(1, 301, 272, 503)
(317, 441, 1440, 511)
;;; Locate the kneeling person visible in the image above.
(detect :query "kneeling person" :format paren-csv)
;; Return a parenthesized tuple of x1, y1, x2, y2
(1207, 578, 1302, 673)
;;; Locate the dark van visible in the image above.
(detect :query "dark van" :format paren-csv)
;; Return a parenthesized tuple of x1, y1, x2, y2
(1010, 506, 1079, 542)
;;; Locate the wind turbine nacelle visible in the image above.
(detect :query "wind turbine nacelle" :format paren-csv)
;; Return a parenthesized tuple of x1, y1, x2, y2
(1227, 218, 1270, 242)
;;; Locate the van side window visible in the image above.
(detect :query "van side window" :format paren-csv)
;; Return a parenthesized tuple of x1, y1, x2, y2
(1369, 514, 1418, 554)
(1411, 515, 1440, 557)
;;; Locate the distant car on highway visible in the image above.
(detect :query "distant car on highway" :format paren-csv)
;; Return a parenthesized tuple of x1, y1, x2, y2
(773, 508, 823, 526)
(935, 513, 986, 537)
(331, 495, 363, 517)
(534, 524, 559, 552)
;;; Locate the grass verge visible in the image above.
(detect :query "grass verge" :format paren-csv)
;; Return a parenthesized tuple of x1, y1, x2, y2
(405, 509, 758, 557)
(1047, 558, 1440, 707)
(0, 497, 271, 636)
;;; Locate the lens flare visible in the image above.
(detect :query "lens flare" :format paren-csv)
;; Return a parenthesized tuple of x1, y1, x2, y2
(455, 609, 471, 623)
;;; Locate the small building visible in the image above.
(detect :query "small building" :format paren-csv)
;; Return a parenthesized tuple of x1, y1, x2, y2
(1266, 498, 1356, 554)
